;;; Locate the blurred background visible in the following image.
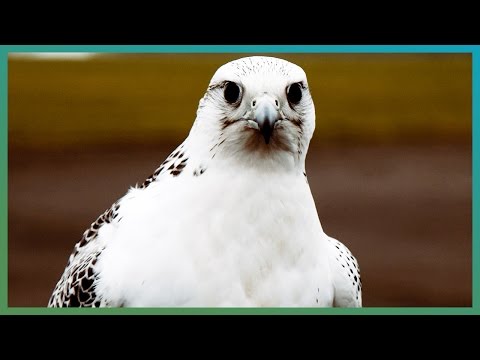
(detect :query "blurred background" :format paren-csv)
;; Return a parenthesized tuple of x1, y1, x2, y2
(8, 53, 472, 307)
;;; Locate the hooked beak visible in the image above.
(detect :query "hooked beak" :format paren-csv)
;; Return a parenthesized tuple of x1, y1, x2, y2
(253, 95, 280, 144)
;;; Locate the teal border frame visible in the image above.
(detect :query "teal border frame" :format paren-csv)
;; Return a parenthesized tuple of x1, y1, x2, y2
(0, 45, 477, 315)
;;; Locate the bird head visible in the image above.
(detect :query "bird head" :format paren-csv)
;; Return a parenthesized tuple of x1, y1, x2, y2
(191, 56, 316, 170)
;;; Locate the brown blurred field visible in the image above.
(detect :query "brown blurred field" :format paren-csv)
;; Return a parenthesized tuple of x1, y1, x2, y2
(8, 53, 472, 307)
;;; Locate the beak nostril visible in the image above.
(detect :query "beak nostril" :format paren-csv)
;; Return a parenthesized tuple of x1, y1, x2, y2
(252, 100, 256, 107)
(275, 100, 279, 107)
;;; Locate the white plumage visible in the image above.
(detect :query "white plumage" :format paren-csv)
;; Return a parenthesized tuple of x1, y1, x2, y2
(48, 56, 362, 307)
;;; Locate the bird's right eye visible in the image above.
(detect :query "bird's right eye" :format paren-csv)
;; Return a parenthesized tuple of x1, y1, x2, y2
(223, 81, 241, 104)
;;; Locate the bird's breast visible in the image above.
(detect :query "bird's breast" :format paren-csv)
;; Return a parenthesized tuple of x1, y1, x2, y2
(95, 170, 333, 306)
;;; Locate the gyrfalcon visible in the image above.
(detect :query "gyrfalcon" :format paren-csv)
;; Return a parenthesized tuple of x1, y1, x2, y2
(48, 56, 362, 307)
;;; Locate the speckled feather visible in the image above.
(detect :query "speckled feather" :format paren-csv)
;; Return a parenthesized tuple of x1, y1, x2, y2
(48, 202, 121, 307)
(327, 237, 362, 306)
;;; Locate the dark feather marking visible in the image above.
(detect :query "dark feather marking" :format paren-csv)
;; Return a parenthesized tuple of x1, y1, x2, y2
(48, 250, 104, 307)
(49, 195, 122, 307)
(193, 165, 207, 177)
(141, 143, 187, 188)
(220, 117, 236, 131)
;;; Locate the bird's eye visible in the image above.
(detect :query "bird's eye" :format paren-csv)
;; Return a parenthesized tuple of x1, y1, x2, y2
(286, 82, 303, 105)
(224, 81, 241, 104)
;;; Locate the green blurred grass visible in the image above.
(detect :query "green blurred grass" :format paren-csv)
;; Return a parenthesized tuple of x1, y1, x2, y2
(8, 54, 471, 149)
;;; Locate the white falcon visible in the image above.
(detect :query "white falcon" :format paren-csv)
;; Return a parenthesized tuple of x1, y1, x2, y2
(48, 56, 362, 307)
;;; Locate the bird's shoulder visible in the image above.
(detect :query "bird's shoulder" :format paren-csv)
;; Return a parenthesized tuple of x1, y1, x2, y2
(48, 142, 193, 307)
(326, 236, 362, 307)
(140, 141, 199, 188)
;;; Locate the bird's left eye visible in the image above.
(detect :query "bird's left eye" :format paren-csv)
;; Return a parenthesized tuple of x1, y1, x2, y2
(286, 82, 303, 105)
(224, 81, 241, 104)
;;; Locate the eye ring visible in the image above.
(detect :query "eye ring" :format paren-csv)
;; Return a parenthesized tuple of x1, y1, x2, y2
(286, 82, 303, 105)
(223, 81, 241, 104)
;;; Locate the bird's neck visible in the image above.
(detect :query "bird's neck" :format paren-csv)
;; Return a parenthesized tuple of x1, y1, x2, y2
(217, 148, 303, 175)
(186, 129, 307, 176)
